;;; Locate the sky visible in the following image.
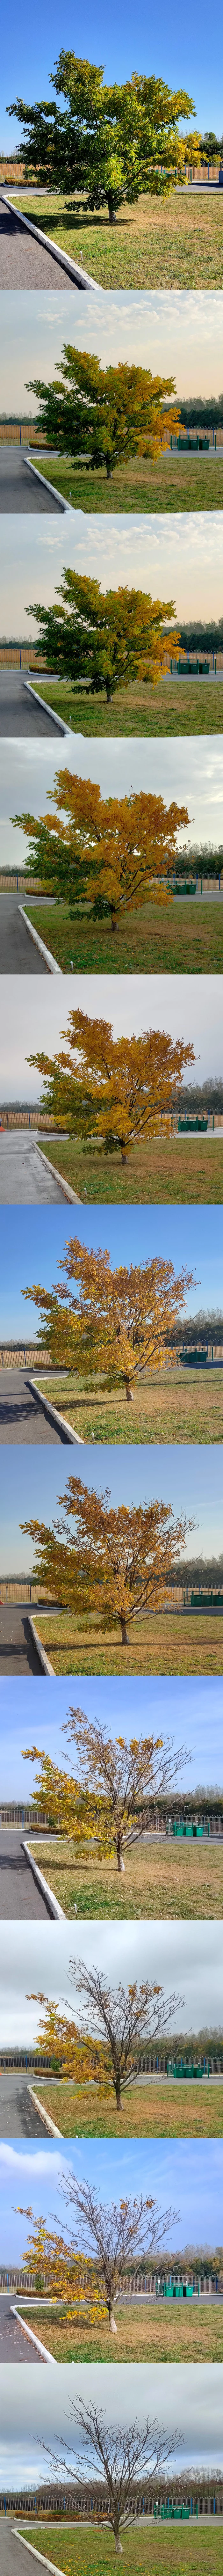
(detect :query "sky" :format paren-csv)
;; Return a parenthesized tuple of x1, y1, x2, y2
(0, 1674, 222, 1799)
(0, 1203, 223, 1339)
(2, 289, 223, 411)
(0, 2136, 222, 2266)
(0, 2359, 222, 2484)
(0, 0, 222, 148)
(2, 733, 223, 866)
(1, 511, 223, 631)
(0, 1915, 222, 2046)
(0, 1441, 222, 1574)
(0, 973, 222, 1102)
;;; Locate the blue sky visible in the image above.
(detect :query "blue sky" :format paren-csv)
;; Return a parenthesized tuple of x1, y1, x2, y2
(1, 1204, 223, 1341)
(0, 1443, 222, 1575)
(0, 0, 222, 150)
(0, 2137, 222, 2266)
(0, 1674, 223, 1798)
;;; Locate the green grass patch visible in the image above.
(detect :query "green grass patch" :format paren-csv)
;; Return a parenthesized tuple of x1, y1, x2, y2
(34, 1609, 223, 1678)
(34, 2074, 223, 2139)
(18, 2532, 223, 2576)
(34, 450, 223, 516)
(19, 2296, 223, 2365)
(25, 897, 223, 977)
(35, 1362, 223, 1446)
(31, 677, 223, 739)
(30, 1831, 223, 1923)
(16, 186, 223, 289)
(40, 1133, 223, 1206)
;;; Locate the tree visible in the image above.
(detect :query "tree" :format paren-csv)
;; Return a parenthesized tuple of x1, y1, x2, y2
(40, 2400, 181, 2558)
(18, 2176, 178, 2335)
(27, 1003, 195, 1163)
(22, 1702, 190, 1874)
(26, 347, 181, 480)
(30, 1964, 181, 2111)
(7, 52, 200, 226)
(15, 774, 190, 928)
(27, 569, 180, 702)
(22, 1230, 194, 1399)
(21, 1469, 191, 1646)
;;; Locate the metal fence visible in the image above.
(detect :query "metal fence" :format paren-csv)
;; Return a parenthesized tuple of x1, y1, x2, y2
(0, 1346, 49, 1369)
(1, 2485, 223, 2520)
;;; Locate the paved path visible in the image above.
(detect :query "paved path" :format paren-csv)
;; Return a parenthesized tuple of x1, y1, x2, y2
(0, 675, 66, 737)
(0, 1830, 52, 1917)
(0, 452, 63, 513)
(0, 1135, 68, 1203)
(0, 1606, 42, 1677)
(0, 1364, 67, 1443)
(0, 194, 76, 288)
(0, 2530, 46, 2572)
(0, 894, 48, 972)
(0, 2296, 45, 2359)
(0, 2072, 47, 2137)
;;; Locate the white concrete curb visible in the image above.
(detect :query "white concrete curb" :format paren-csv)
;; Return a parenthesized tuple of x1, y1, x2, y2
(27, 1615, 54, 1678)
(28, 2085, 63, 2139)
(34, 1142, 81, 1201)
(18, 907, 61, 974)
(24, 456, 72, 512)
(0, 188, 97, 289)
(14, 2533, 65, 2569)
(24, 679, 69, 734)
(26, 1371, 85, 1444)
(23, 1838, 66, 1918)
(10, 2305, 57, 2364)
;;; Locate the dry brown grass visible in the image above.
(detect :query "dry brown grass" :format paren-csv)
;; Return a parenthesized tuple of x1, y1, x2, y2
(30, 1833, 223, 1923)
(19, 2296, 223, 2367)
(36, 1364, 223, 1448)
(17, 185, 223, 289)
(35, 2075, 223, 2140)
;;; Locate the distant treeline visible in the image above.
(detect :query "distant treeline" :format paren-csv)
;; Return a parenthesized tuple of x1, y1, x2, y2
(177, 621, 223, 651)
(175, 1079, 223, 1112)
(177, 397, 223, 427)
(170, 1308, 223, 1347)
(170, 844, 223, 880)
(173, 1554, 223, 1583)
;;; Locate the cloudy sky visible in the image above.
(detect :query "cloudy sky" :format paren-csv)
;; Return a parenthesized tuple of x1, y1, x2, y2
(0, 0, 221, 146)
(0, 2358, 222, 2485)
(1, 510, 223, 631)
(2, 289, 223, 411)
(0, 1440, 222, 1574)
(0, 1673, 222, 1801)
(0, 2135, 222, 2266)
(2, 732, 223, 866)
(0, 972, 222, 1102)
(0, 1202, 223, 1338)
(0, 1915, 222, 2047)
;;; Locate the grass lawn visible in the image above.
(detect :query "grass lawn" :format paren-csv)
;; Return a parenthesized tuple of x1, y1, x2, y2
(40, 1135, 223, 1207)
(34, 450, 223, 516)
(19, 2297, 223, 2366)
(31, 677, 223, 739)
(29, 1833, 223, 1923)
(16, 186, 223, 288)
(18, 2532, 223, 2576)
(35, 1362, 223, 1446)
(34, 2075, 223, 2138)
(34, 1609, 223, 1676)
(25, 897, 223, 977)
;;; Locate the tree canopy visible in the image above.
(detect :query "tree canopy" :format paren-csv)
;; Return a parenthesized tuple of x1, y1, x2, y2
(30, 1963, 180, 2109)
(27, 1002, 195, 1163)
(22, 1701, 189, 1873)
(22, 1230, 195, 1398)
(7, 52, 200, 225)
(27, 346, 181, 479)
(19, 2176, 176, 2334)
(16, 772, 190, 927)
(28, 568, 180, 702)
(21, 1467, 191, 1645)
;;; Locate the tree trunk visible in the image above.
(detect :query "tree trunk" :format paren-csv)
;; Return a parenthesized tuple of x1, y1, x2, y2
(121, 1148, 127, 1164)
(114, 2537, 123, 2557)
(117, 1840, 125, 1874)
(120, 1616, 129, 1646)
(108, 2305, 118, 2334)
(111, 912, 118, 933)
(106, 680, 112, 702)
(124, 1377, 133, 1401)
(105, 455, 113, 479)
(115, 2075, 122, 2110)
(107, 195, 117, 224)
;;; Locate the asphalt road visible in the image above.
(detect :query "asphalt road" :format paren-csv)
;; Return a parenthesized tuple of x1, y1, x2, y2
(0, 674, 67, 737)
(0, 2072, 47, 2137)
(0, 2531, 47, 2572)
(0, 2296, 46, 2359)
(0, 1367, 64, 1443)
(0, 194, 76, 287)
(0, 452, 63, 513)
(0, 894, 48, 972)
(0, 1136, 68, 1203)
(0, 1606, 42, 1677)
(0, 1830, 52, 1917)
